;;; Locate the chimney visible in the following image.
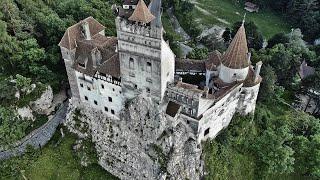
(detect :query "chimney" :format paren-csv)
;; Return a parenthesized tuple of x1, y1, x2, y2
(254, 61, 263, 82)
(91, 49, 102, 68)
(81, 21, 91, 40)
(203, 86, 209, 98)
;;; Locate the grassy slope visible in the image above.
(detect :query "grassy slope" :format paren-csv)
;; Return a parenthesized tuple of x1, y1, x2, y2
(1, 130, 117, 180)
(193, 0, 291, 38)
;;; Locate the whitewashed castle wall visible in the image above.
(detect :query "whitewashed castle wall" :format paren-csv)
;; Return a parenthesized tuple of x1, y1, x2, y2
(60, 47, 80, 100)
(219, 64, 249, 84)
(237, 83, 260, 115)
(197, 84, 243, 143)
(75, 71, 123, 118)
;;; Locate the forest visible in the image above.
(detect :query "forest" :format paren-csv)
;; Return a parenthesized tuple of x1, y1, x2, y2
(0, 0, 320, 179)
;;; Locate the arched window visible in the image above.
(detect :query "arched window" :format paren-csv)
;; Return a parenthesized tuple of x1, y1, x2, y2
(129, 57, 134, 69)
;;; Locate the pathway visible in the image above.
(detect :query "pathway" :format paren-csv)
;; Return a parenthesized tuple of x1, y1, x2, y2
(0, 102, 68, 160)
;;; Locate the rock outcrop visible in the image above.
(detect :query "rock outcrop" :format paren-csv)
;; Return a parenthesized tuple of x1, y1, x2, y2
(65, 96, 203, 180)
(30, 86, 53, 114)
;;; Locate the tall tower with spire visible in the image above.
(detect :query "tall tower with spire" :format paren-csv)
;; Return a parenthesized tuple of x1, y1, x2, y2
(116, 0, 175, 102)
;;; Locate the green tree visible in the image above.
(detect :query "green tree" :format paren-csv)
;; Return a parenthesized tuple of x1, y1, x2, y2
(231, 21, 264, 50)
(267, 33, 289, 48)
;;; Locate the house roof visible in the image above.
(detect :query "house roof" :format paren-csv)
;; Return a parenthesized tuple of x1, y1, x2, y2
(206, 50, 221, 71)
(245, 2, 258, 8)
(73, 35, 120, 78)
(59, 17, 105, 50)
(299, 60, 315, 79)
(175, 58, 206, 72)
(123, 0, 138, 5)
(221, 24, 250, 69)
(129, 0, 155, 24)
(166, 101, 181, 117)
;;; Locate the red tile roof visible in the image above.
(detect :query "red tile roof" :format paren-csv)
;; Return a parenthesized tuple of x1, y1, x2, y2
(221, 24, 249, 69)
(128, 0, 155, 24)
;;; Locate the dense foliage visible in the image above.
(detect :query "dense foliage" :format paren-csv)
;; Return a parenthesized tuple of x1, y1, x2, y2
(245, 0, 320, 43)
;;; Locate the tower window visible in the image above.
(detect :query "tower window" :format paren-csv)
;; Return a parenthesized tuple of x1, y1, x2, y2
(111, 109, 115, 114)
(129, 58, 134, 69)
(80, 83, 83, 88)
(85, 96, 88, 101)
(101, 84, 104, 89)
(134, 84, 138, 89)
(104, 107, 108, 112)
(112, 88, 115, 91)
(108, 97, 112, 102)
(146, 62, 152, 72)
(204, 128, 210, 136)
(87, 86, 91, 91)
(146, 87, 150, 93)
(94, 100, 98, 105)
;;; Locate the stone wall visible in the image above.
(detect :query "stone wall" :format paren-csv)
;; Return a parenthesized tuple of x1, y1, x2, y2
(65, 95, 203, 180)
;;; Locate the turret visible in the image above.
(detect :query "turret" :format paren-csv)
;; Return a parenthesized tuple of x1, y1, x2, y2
(219, 23, 250, 83)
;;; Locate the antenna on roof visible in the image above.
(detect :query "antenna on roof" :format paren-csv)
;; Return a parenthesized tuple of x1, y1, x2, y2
(242, 13, 246, 26)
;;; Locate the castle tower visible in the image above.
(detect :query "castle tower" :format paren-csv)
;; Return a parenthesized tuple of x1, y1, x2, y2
(116, 0, 175, 102)
(219, 24, 250, 83)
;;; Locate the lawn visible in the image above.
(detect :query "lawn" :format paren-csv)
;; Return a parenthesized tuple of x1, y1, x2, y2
(192, 0, 292, 39)
(0, 128, 118, 180)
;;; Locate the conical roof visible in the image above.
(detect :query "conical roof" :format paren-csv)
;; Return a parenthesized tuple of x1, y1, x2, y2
(221, 24, 249, 69)
(129, 0, 155, 24)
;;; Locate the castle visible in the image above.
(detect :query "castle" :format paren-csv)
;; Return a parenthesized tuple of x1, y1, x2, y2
(59, 0, 262, 144)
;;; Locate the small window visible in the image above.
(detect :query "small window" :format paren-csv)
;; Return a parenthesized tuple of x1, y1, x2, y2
(87, 86, 91, 91)
(204, 128, 210, 136)
(94, 100, 98, 105)
(85, 96, 88, 101)
(111, 109, 115, 114)
(104, 107, 108, 112)
(80, 83, 83, 87)
(167, 72, 170, 77)
(112, 88, 115, 91)
(146, 87, 150, 93)
(129, 58, 134, 69)
(101, 84, 104, 89)
(134, 84, 138, 89)
(108, 97, 112, 102)
(146, 62, 152, 72)
(119, 91, 122, 94)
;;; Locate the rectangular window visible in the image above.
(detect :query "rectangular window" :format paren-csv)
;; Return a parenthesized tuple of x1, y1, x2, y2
(85, 96, 88, 101)
(104, 107, 108, 112)
(146, 87, 150, 93)
(101, 84, 104, 89)
(204, 128, 210, 136)
(134, 84, 138, 89)
(94, 100, 98, 105)
(146, 62, 152, 72)
(111, 109, 115, 114)
(80, 83, 83, 87)
(108, 97, 112, 102)
(87, 86, 91, 91)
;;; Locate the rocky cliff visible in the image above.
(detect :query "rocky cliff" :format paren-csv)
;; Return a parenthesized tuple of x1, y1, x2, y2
(65, 95, 203, 180)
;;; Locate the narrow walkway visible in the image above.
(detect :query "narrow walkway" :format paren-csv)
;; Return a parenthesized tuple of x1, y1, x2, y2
(0, 102, 68, 160)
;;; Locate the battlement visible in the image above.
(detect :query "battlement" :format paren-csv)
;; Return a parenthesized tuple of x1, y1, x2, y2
(116, 17, 162, 39)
